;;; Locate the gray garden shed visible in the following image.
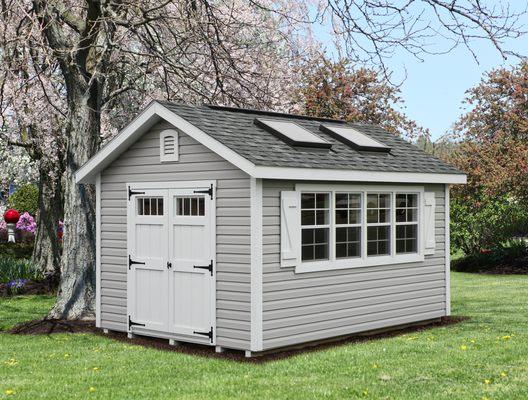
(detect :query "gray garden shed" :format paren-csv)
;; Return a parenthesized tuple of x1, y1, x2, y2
(76, 101, 466, 357)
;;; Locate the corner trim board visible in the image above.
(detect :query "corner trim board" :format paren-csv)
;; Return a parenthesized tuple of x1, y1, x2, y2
(250, 177, 263, 351)
(95, 173, 101, 328)
(445, 184, 451, 316)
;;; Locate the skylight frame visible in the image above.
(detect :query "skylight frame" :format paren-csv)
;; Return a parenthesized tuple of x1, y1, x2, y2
(319, 124, 391, 153)
(255, 118, 332, 149)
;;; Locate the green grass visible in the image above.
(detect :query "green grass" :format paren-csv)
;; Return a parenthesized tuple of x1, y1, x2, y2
(1, 272, 528, 399)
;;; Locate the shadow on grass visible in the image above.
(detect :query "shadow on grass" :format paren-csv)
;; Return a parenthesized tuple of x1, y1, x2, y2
(7, 315, 469, 363)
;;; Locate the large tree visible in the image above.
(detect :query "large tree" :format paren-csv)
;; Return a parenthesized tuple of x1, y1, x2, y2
(293, 57, 427, 140)
(0, 0, 525, 319)
(449, 61, 528, 201)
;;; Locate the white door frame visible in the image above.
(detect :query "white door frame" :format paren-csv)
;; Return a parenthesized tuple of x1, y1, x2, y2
(126, 180, 216, 345)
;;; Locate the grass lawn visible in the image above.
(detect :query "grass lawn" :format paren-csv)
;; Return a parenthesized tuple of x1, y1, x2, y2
(1, 272, 527, 399)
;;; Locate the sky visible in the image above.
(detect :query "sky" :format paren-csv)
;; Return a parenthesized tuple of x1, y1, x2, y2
(311, 5, 528, 140)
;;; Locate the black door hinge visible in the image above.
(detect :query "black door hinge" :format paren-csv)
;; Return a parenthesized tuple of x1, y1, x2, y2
(193, 184, 214, 200)
(193, 326, 214, 343)
(167, 261, 172, 269)
(193, 260, 213, 276)
(128, 187, 145, 200)
(128, 315, 146, 330)
(128, 255, 146, 270)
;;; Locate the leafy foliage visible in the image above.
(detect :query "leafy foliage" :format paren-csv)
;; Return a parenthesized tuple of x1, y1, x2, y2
(450, 194, 528, 255)
(0, 243, 34, 260)
(293, 57, 428, 140)
(449, 61, 528, 202)
(452, 240, 528, 273)
(0, 256, 42, 284)
(7, 184, 39, 216)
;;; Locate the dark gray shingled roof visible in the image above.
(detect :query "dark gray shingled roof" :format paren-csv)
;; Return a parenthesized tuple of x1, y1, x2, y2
(161, 102, 463, 175)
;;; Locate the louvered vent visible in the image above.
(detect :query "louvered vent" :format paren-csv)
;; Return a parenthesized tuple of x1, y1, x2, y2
(160, 129, 179, 162)
(163, 135, 175, 155)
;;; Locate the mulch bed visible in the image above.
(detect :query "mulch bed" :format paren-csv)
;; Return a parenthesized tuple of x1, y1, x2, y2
(0, 279, 56, 297)
(9, 319, 98, 335)
(7, 315, 468, 363)
(478, 260, 528, 275)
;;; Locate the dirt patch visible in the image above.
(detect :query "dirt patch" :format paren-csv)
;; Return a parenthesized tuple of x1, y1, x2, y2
(9, 315, 467, 362)
(0, 279, 56, 297)
(9, 319, 97, 335)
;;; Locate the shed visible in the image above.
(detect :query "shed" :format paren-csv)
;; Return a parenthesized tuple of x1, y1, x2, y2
(76, 101, 466, 357)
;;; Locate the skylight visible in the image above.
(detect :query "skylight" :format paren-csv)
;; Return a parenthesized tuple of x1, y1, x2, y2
(319, 125, 391, 152)
(255, 118, 332, 149)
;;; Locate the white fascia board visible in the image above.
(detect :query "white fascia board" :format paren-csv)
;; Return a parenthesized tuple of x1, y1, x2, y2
(253, 166, 467, 185)
(75, 101, 256, 184)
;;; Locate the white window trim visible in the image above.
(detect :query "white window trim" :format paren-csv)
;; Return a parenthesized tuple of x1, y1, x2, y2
(295, 183, 425, 273)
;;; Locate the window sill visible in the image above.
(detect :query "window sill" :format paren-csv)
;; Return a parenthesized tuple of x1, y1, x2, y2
(294, 253, 424, 274)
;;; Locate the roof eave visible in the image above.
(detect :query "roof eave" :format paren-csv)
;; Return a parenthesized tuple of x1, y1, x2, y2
(252, 166, 466, 184)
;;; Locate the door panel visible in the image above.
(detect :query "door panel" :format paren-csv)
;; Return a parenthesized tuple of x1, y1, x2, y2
(128, 189, 169, 332)
(168, 189, 215, 338)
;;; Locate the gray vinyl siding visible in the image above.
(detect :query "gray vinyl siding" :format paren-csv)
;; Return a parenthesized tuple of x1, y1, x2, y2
(261, 180, 447, 351)
(99, 121, 251, 350)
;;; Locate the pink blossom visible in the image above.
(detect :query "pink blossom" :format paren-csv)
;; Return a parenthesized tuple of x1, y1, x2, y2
(15, 212, 37, 234)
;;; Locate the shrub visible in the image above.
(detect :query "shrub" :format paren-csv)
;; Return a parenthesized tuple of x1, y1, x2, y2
(452, 239, 528, 272)
(7, 184, 39, 216)
(450, 194, 528, 255)
(0, 255, 42, 283)
(0, 243, 34, 259)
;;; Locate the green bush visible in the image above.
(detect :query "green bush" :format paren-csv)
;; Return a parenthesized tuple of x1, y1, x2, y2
(0, 255, 42, 283)
(450, 194, 528, 255)
(0, 243, 34, 260)
(452, 239, 528, 272)
(7, 184, 39, 215)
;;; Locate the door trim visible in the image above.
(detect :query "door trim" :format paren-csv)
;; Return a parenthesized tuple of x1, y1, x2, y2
(126, 180, 217, 345)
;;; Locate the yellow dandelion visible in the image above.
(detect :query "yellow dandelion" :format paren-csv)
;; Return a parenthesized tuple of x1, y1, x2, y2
(501, 335, 511, 340)
(88, 387, 96, 393)
(484, 379, 492, 385)
(92, 367, 100, 372)
(460, 345, 467, 351)
(500, 372, 508, 377)
(5, 389, 15, 396)
(481, 397, 489, 400)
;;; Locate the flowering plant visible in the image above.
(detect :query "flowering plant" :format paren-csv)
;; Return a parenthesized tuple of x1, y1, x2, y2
(7, 278, 28, 289)
(15, 212, 36, 234)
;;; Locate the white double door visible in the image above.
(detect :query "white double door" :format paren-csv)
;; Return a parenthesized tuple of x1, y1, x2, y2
(127, 183, 215, 343)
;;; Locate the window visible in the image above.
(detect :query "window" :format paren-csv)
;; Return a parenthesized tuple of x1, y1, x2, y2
(335, 193, 361, 258)
(366, 193, 391, 256)
(395, 194, 418, 254)
(289, 185, 425, 272)
(176, 196, 205, 216)
(138, 197, 164, 216)
(301, 193, 330, 261)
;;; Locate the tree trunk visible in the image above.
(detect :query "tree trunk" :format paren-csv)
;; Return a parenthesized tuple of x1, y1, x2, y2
(32, 167, 63, 278)
(48, 93, 101, 320)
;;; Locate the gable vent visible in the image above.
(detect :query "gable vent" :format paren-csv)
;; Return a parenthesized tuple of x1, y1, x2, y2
(160, 129, 179, 162)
